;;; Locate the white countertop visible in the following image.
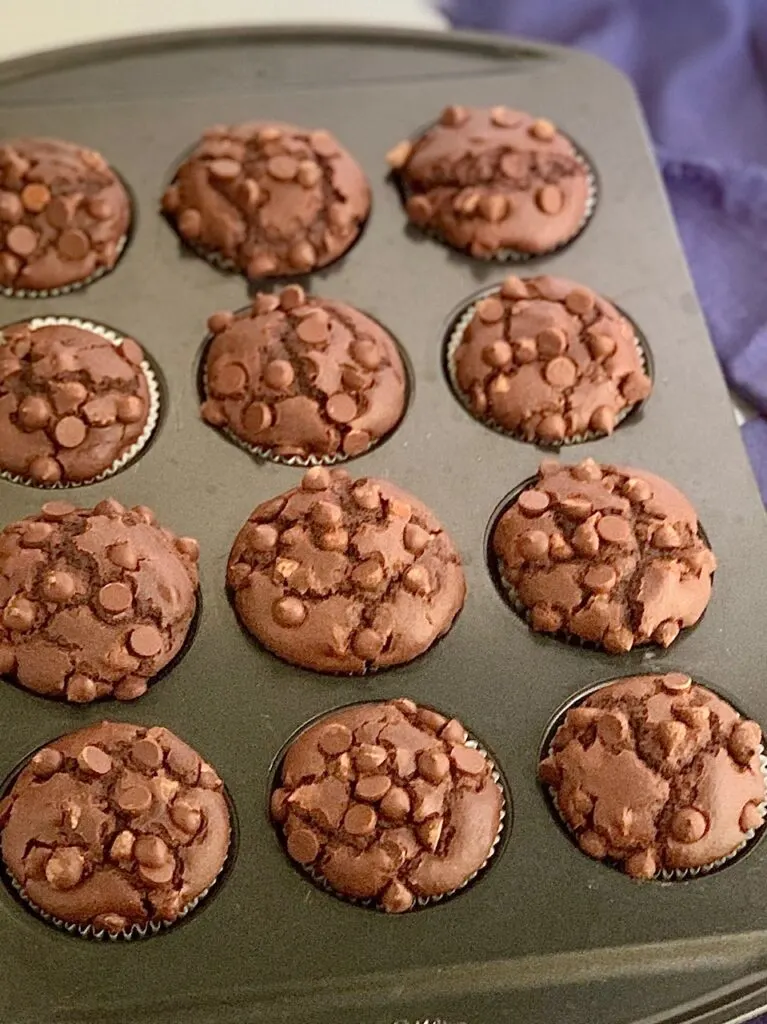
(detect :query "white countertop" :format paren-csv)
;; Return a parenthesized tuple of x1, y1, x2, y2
(0, 0, 445, 62)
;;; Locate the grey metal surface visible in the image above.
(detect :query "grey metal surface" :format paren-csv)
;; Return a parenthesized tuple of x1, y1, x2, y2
(0, 25, 765, 1024)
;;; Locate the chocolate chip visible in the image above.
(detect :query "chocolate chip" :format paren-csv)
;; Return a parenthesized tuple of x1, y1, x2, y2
(6, 225, 38, 256)
(326, 393, 357, 424)
(77, 745, 112, 775)
(129, 625, 164, 658)
(98, 582, 133, 613)
(170, 800, 203, 834)
(30, 747, 63, 779)
(380, 786, 411, 822)
(451, 745, 487, 775)
(138, 860, 175, 887)
(20, 183, 50, 212)
(343, 803, 377, 836)
(287, 828, 320, 864)
(381, 880, 414, 914)
(40, 571, 76, 603)
(2, 597, 36, 632)
(209, 158, 241, 181)
(131, 738, 164, 770)
(57, 229, 91, 260)
(45, 847, 85, 890)
(134, 835, 170, 868)
(272, 597, 307, 628)
(319, 724, 352, 756)
(116, 782, 153, 813)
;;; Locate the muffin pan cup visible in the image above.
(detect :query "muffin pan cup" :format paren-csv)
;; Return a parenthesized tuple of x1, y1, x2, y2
(444, 285, 653, 448)
(538, 676, 767, 881)
(0, 314, 161, 488)
(197, 306, 411, 467)
(485, 473, 714, 653)
(269, 704, 510, 912)
(391, 131, 599, 263)
(0, 233, 130, 300)
(1, 24, 767, 1024)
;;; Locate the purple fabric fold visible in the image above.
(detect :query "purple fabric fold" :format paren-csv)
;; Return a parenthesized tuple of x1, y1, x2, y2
(442, 0, 767, 500)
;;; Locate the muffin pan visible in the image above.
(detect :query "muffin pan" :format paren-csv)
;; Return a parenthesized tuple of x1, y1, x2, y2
(1, 24, 767, 1024)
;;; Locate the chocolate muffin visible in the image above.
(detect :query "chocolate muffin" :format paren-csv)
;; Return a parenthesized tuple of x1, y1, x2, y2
(227, 468, 466, 673)
(0, 318, 156, 486)
(388, 105, 593, 258)
(0, 721, 230, 936)
(0, 138, 131, 295)
(162, 121, 370, 278)
(201, 285, 407, 462)
(271, 698, 505, 912)
(539, 674, 766, 879)
(491, 459, 716, 653)
(0, 499, 199, 702)
(449, 275, 651, 444)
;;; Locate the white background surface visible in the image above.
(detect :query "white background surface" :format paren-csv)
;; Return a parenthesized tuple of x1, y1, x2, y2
(0, 0, 444, 61)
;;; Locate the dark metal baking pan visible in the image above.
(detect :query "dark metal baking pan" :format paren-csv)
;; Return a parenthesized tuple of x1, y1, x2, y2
(0, 24, 766, 1024)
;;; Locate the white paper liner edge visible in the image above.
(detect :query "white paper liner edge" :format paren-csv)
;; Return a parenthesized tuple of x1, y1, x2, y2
(399, 149, 597, 263)
(6, 867, 219, 940)
(0, 235, 128, 299)
(201, 360, 380, 468)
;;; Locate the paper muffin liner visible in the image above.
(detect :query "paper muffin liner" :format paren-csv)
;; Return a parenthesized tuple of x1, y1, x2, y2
(541, 719, 767, 882)
(445, 289, 651, 449)
(279, 736, 508, 912)
(0, 315, 161, 489)
(169, 214, 369, 283)
(496, 557, 699, 655)
(0, 234, 129, 300)
(395, 141, 598, 264)
(489, 479, 712, 653)
(1, 774, 234, 940)
(5, 870, 215, 940)
(199, 340, 400, 469)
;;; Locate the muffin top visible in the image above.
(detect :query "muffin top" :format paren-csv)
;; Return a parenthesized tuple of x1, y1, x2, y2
(0, 721, 230, 934)
(163, 121, 370, 278)
(201, 285, 407, 461)
(388, 105, 591, 257)
(452, 275, 651, 444)
(0, 499, 199, 702)
(540, 673, 765, 878)
(0, 138, 130, 293)
(227, 468, 466, 673)
(0, 320, 151, 485)
(492, 459, 716, 652)
(271, 698, 504, 911)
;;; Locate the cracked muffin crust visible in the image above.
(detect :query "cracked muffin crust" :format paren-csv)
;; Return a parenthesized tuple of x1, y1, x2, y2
(387, 105, 592, 258)
(0, 721, 230, 935)
(201, 285, 407, 462)
(492, 459, 716, 653)
(539, 674, 766, 878)
(0, 499, 199, 702)
(0, 320, 152, 486)
(227, 468, 466, 673)
(0, 138, 131, 295)
(450, 275, 651, 444)
(271, 698, 504, 912)
(162, 121, 370, 278)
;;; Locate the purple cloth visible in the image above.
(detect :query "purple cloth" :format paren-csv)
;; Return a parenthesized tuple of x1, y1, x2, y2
(442, 0, 767, 500)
